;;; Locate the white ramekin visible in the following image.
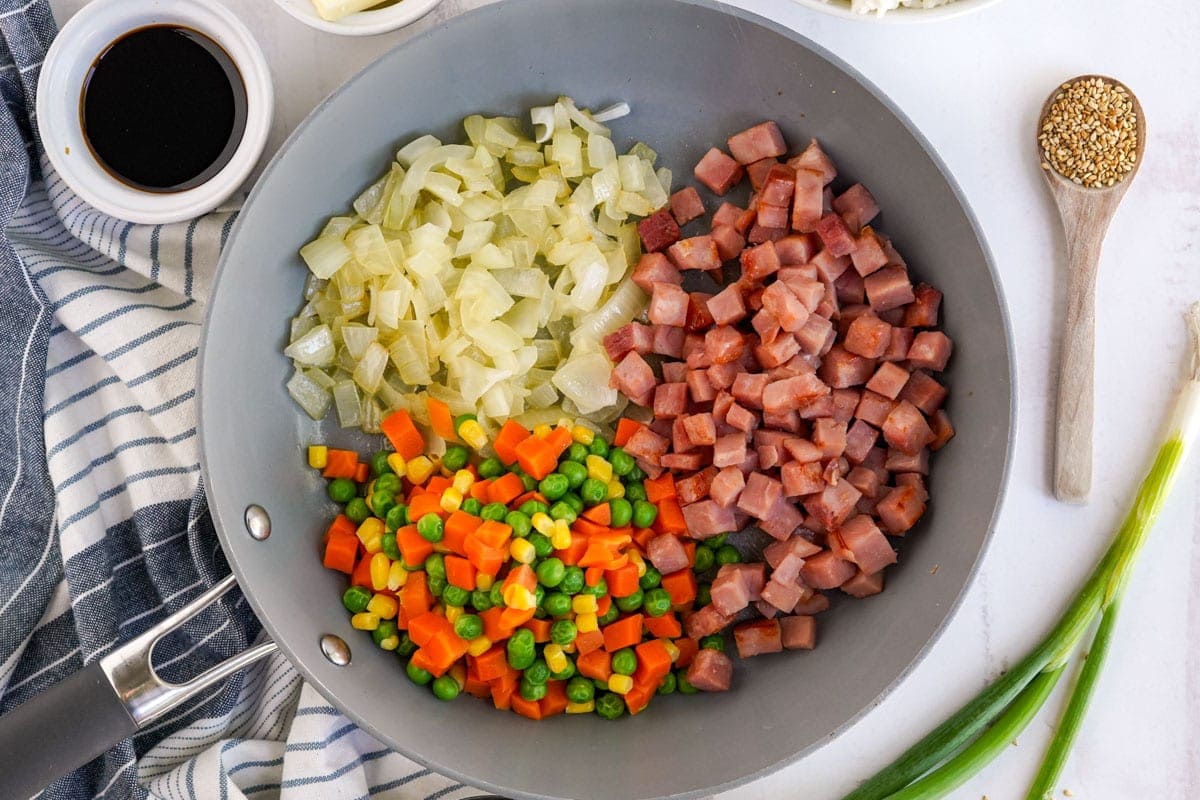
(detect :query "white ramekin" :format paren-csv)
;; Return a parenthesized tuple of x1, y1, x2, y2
(37, 0, 274, 225)
(273, 0, 444, 37)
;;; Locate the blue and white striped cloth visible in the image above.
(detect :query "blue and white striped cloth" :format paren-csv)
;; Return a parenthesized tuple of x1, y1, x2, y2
(0, 3, 478, 798)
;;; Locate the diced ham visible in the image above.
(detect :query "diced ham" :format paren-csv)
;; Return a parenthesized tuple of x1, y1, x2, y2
(694, 147, 744, 195)
(811, 248, 851, 283)
(726, 402, 759, 433)
(812, 418, 848, 458)
(707, 361, 740, 391)
(801, 551, 857, 590)
(875, 485, 927, 535)
(818, 344, 876, 389)
(783, 437, 823, 463)
(662, 360, 688, 383)
(838, 515, 897, 574)
(711, 566, 751, 615)
(761, 281, 809, 333)
(705, 325, 745, 365)
(631, 252, 681, 294)
(687, 369, 717, 404)
(841, 569, 885, 598)
(741, 241, 781, 283)
(895, 472, 929, 502)
(729, 563, 766, 599)
(677, 467, 717, 505)
(756, 600, 779, 619)
(709, 466, 746, 508)
(885, 447, 929, 476)
(756, 203, 789, 230)
(846, 466, 881, 499)
(929, 409, 955, 451)
(904, 283, 942, 328)
(636, 208, 681, 253)
(637, 458, 665, 480)
(763, 408, 802, 434)
(686, 648, 733, 692)
(668, 235, 722, 272)
(672, 417, 695, 455)
(882, 400, 934, 455)
(898, 370, 947, 415)
(835, 269, 866, 305)
(651, 324, 686, 359)
(850, 226, 889, 277)
(712, 391, 734, 425)
(855, 390, 897, 428)
(623, 424, 670, 465)
(907, 331, 953, 371)
(865, 361, 911, 400)
(687, 292, 717, 332)
(682, 412, 717, 446)
(734, 619, 784, 656)
(754, 333, 801, 369)
(653, 382, 689, 419)
(786, 167, 822, 233)
(757, 444, 782, 469)
(669, 186, 706, 225)
(763, 536, 821, 569)
(713, 432, 748, 468)
(762, 373, 829, 413)
(731, 372, 769, 409)
(792, 592, 830, 616)
(710, 224, 746, 261)
(685, 604, 735, 639)
(790, 314, 831, 358)
(775, 233, 819, 265)
(682, 499, 738, 539)
(803, 480, 862, 529)
(883, 326, 914, 362)
(780, 615, 816, 649)
(737, 472, 784, 519)
(746, 158, 778, 192)
(864, 265, 916, 311)
(815, 212, 857, 258)
(758, 497, 805, 540)
(610, 351, 656, 405)
(831, 388, 860, 424)
(646, 533, 690, 575)
(602, 322, 653, 361)
(713, 202, 754, 234)
(833, 183, 880, 230)
(786, 139, 836, 185)
(778, 458, 822, 498)
(648, 282, 690, 327)
(772, 549, 808, 586)
(843, 313, 892, 359)
(728, 121, 788, 164)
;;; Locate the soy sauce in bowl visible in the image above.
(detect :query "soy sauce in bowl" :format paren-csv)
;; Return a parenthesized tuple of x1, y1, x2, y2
(81, 25, 248, 193)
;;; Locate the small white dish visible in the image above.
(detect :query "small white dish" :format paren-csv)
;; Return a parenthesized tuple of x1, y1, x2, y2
(273, 0, 444, 37)
(37, 0, 273, 225)
(791, 0, 1001, 22)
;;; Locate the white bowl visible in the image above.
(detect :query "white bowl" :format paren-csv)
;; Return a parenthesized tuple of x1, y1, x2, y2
(792, 0, 1002, 22)
(37, 0, 273, 225)
(273, 0, 444, 37)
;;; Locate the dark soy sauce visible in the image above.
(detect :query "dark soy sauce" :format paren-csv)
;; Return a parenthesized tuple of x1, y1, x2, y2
(81, 25, 248, 193)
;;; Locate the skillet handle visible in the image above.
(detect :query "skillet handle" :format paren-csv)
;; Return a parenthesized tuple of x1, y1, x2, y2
(0, 574, 277, 798)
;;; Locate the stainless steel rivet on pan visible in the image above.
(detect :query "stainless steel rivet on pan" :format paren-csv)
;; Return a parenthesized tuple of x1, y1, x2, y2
(320, 634, 351, 666)
(244, 504, 271, 541)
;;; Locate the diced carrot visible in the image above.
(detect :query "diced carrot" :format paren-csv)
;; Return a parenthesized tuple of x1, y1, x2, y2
(623, 680, 656, 715)
(472, 645, 510, 681)
(426, 475, 451, 495)
(407, 485, 425, 503)
(424, 630, 470, 671)
(632, 527, 657, 550)
(591, 528, 632, 549)
(469, 479, 491, 502)
(653, 498, 688, 535)
(604, 553, 631, 572)
(487, 472, 525, 505)
(543, 426, 573, 459)
(644, 473, 677, 504)
(596, 594, 612, 616)
(502, 564, 537, 594)
(409, 647, 448, 678)
(380, 409, 425, 460)
(540, 680, 569, 717)
(444, 555, 476, 590)
(584, 566, 606, 586)
(644, 612, 683, 639)
(463, 676, 492, 699)
(512, 490, 549, 508)
(674, 637, 699, 669)
(396, 525, 434, 566)
(490, 668, 519, 710)
(514, 436, 558, 481)
(493, 419, 531, 465)
(605, 563, 640, 598)
(464, 536, 505, 576)
(399, 571, 432, 619)
(443, 511, 480, 555)
(602, 614, 644, 652)
(426, 396, 459, 441)
(683, 540, 696, 567)
(396, 606, 409, 631)
(408, 612, 452, 646)
(324, 513, 357, 543)
(582, 503, 611, 526)
(634, 639, 673, 684)
(480, 607, 514, 642)
(407, 492, 445, 522)
(575, 629, 605, 655)
(350, 553, 372, 588)
(577, 648, 613, 681)
(322, 532, 358, 574)
(579, 542, 616, 568)
(661, 569, 697, 606)
(499, 606, 536, 630)
(474, 520, 513, 550)
(510, 694, 544, 720)
(556, 532, 589, 566)
(571, 518, 612, 540)
(321, 449, 359, 480)
(521, 617, 552, 643)
(354, 462, 370, 483)
(614, 418, 643, 447)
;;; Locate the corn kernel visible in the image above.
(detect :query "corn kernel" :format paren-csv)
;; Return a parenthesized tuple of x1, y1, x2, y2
(551, 520, 571, 550)
(307, 445, 328, 469)
(406, 455, 434, 485)
(366, 593, 398, 620)
(440, 487, 464, 513)
(629, 550, 647, 577)
(364, 494, 374, 513)
(607, 480, 625, 499)
(378, 635, 400, 651)
(452, 469, 474, 494)
(387, 453, 407, 474)
(467, 636, 492, 657)
(386, 562, 409, 592)
(350, 612, 380, 631)
(570, 425, 595, 445)
(608, 674, 634, 695)
(449, 663, 467, 689)
(459, 420, 488, 450)
(572, 594, 598, 614)
(503, 585, 537, 610)
(366, 480, 376, 496)
(586, 455, 613, 483)
(356, 518, 385, 547)
(533, 423, 553, 439)
(661, 639, 680, 663)
(531, 512, 554, 535)
(544, 644, 568, 674)
(575, 612, 598, 633)
(475, 573, 494, 591)
(566, 700, 595, 714)
(444, 604, 464, 624)
(510, 538, 536, 564)
(361, 535, 383, 555)
(369, 553, 391, 591)
(561, 642, 577, 654)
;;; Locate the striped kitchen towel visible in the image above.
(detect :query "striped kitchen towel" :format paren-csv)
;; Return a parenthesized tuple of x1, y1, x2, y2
(0, 2, 479, 798)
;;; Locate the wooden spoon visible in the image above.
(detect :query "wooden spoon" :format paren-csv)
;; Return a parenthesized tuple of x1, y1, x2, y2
(1038, 75, 1145, 503)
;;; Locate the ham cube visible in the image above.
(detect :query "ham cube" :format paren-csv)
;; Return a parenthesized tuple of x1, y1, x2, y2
(775, 233, 819, 265)
(672, 416, 695, 454)
(756, 202, 790, 230)
(793, 592, 830, 616)
(677, 468, 717, 505)
(726, 402, 759, 433)
(711, 566, 752, 615)
(783, 437, 824, 463)
(815, 212, 857, 258)
(741, 240, 782, 283)
(811, 248, 851, 282)
(668, 235, 721, 272)
(855, 390, 898, 427)
(728, 373, 766, 410)
(864, 265, 915, 311)
(841, 570, 885, 598)
(850, 226, 889, 277)
(771, 552, 808, 587)
(885, 447, 929, 476)
(682, 499, 738, 539)
(623, 424, 670, 465)
(662, 362, 688, 385)
(930, 409, 955, 451)
(835, 269, 866, 305)
(781, 460, 824, 497)
(882, 400, 934, 455)
(754, 332, 801, 369)
(710, 224, 746, 261)
(738, 472, 784, 519)
(631, 251, 681, 292)
(669, 186, 706, 225)
(746, 157, 778, 191)
(832, 388, 861, 424)
(904, 283, 942, 328)
(818, 344, 876, 389)
(865, 361, 911, 400)
(647, 533, 691, 575)
(685, 604, 735, 639)
(780, 615, 817, 649)
(648, 282, 690, 327)
(844, 420, 879, 465)
(714, 202, 756, 235)
(687, 369, 717, 404)
(637, 207, 682, 253)
(682, 412, 717, 446)
(728, 121, 788, 164)
(610, 351, 656, 405)
(758, 497, 805, 540)
(833, 183, 880, 230)
(763, 374, 829, 413)
(761, 281, 810, 332)
(899, 370, 947, 415)
(883, 326, 915, 362)
(812, 418, 848, 458)
(803, 480, 862, 529)
(786, 139, 837, 184)
(907, 331, 953, 371)
(705, 325, 745, 365)
(796, 314, 835, 356)
(652, 382, 689, 419)
(663, 454, 706, 473)
(875, 485, 927, 535)
(651, 324, 686, 359)
(713, 432, 748, 468)
(844, 313, 892, 358)
(791, 168, 825, 233)
(846, 466, 881, 499)
(602, 322, 653, 361)
(764, 536, 821, 568)
(734, 619, 784, 656)
(709, 466, 746, 508)
(838, 515, 897, 574)
(759, 164, 797, 207)
(801, 551, 857, 590)
(694, 147, 744, 195)
(686, 648, 733, 692)
(759, 579, 804, 614)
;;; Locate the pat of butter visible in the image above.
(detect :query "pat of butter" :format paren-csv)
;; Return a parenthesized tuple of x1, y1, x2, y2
(312, 0, 387, 22)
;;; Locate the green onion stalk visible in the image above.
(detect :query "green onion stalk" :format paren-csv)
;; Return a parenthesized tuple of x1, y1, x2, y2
(842, 303, 1200, 800)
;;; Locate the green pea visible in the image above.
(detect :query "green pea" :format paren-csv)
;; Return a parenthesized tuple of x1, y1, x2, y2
(557, 460, 587, 489)
(424, 553, 446, 579)
(431, 675, 460, 701)
(580, 478, 608, 506)
(627, 465, 646, 482)
(529, 533, 554, 559)
(587, 437, 609, 457)
(396, 632, 417, 658)
(441, 445, 469, 472)
(715, 544, 741, 565)
(470, 589, 493, 612)
(508, 462, 525, 475)
(642, 588, 672, 617)
(380, 532, 401, 561)
(371, 491, 395, 519)
(632, 500, 658, 529)
(519, 678, 547, 701)
(454, 614, 483, 640)
(533, 606, 548, 619)
(692, 545, 715, 573)
(461, 497, 482, 515)
(519, 473, 537, 492)
(507, 628, 536, 670)
(524, 658, 551, 685)
(536, 557, 566, 588)
(707, 533, 729, 549)
(342, 586, 372, 613)
(567, 676, 595, 703)
(481, 502, 508, 522)
(345, 497, 370, 524)
(598, 604, 620, 625)
(550, 619, 577, 645)
(608, 498, 633, 528)
(375, 472, 402, 495)
(657, 672, 677, 694)
(417, 513, 444, 542)
(427, 575, 447, 598)
(559, 566, 585, 595)
(676, 670, 699, 694)
(505, 510, 531, 538)
(611, 648, 637, 676)
(639, 566, 662, 591)
(595, 692, 625, 719)
(624, 482, 647, 502)
(566, 442, 589, 463)
(406, 660, 433, 685)
(548, 501, 577, 524)
(609, 447, 635, 476)
(443, 585, 470, 607)
(385, 504, 408, 531)
(615, 588, 644, 612)
(327, 477, 357, 504)
(543, 592, 572, 617)
(562, 493, 584, 514)
(592, 678, 610, 690)
(549, 659, 576, 681)
(372, 620, 398, 647)
(581, 577, 608, 598)
(696, 584, 712, 607)
(489, 583, 505, 607)
(700, 634, 725, 652)
(539, 473, 570, 501)
(370, 450, 393, 477)
(478, 457, 505, 478)
(519, 499, 549, 516)
(534, 585, 546, 607)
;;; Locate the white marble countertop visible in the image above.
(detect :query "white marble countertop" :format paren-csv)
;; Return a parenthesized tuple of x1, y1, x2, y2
(50, 0, 1200, 797)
